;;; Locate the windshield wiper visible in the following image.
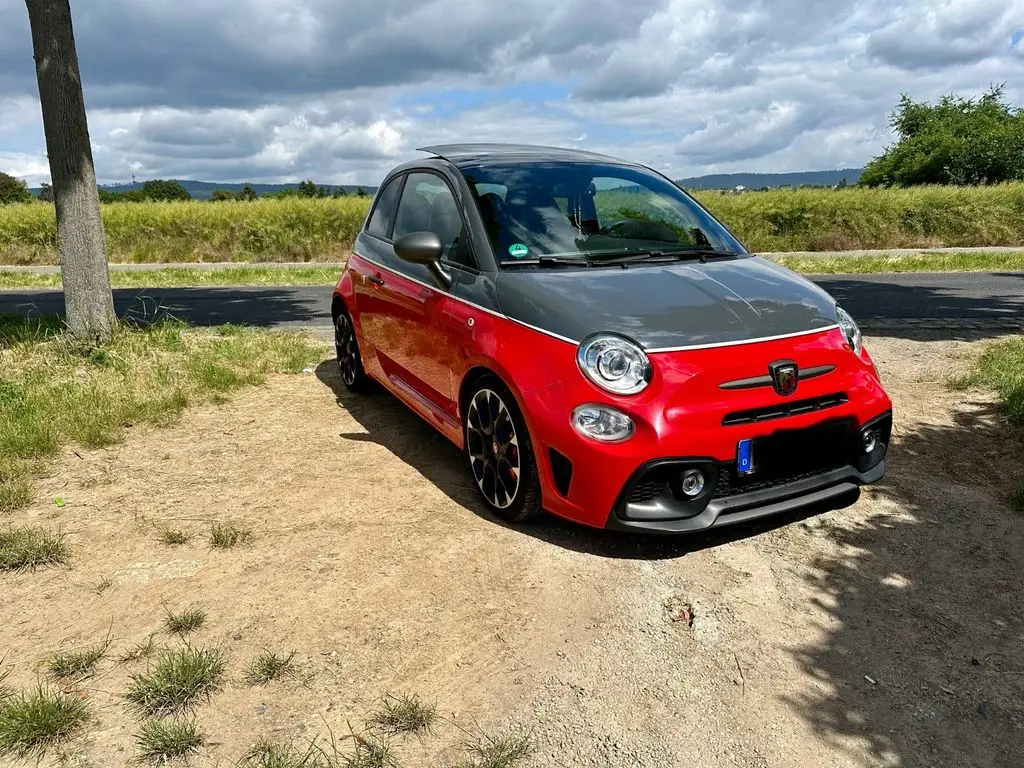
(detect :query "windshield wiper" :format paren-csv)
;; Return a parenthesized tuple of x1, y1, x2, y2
(589, 248, 738, 266)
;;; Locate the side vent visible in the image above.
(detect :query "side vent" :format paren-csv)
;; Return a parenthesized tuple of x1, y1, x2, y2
(548, 448, 573, 497)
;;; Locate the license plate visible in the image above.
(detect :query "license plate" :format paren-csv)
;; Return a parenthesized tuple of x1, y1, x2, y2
(737, 438, 754, 475)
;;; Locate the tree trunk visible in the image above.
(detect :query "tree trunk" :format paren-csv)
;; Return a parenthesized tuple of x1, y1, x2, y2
(26, 0, 115, 344)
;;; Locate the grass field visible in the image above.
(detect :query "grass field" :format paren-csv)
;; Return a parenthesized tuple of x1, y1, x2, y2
(2, 183, 1023, 265)
(0, 316, 321, 517)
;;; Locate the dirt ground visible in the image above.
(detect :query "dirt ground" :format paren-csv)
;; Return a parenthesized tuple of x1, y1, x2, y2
(2, 331, 1022, 767)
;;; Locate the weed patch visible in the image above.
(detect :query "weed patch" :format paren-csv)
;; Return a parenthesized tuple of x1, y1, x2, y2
(455, 727, 534, 768)
(0, 684, 91, 760)
(163, 606, 207, 637)
(46, 638, 110, 681)
(367, 694, 437, 737)
(0, 526, 69, 570)
(125, 646, 226, 716)
(135, 717, 205, 763)
(158, 527, 190, 546)
(242, 650, 297, 686)
(239, 739, 322, 767)
(210, 521, 253, 549)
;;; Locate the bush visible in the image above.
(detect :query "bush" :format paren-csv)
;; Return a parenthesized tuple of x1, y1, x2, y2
(0, 173, 33, 205)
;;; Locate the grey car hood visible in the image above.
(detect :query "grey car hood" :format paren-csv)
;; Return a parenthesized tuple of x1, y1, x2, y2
(495, 256, 839, 350)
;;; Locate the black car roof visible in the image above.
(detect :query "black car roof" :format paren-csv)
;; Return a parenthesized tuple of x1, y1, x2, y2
(417, 143, 637, 168)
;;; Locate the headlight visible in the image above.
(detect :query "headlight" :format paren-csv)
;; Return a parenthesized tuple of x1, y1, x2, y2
(837, 306, 862, 356)
(572, 404, 635, 442)
(577, 333, 652, 395)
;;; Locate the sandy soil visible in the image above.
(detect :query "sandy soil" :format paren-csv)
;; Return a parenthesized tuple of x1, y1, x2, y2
(1, 332, 1022, 768)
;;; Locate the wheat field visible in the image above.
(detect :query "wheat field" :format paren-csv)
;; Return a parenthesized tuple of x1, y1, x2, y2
(2, 183, 1023, 264)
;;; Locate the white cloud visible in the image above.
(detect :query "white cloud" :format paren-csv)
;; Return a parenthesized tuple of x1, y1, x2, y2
(0, 0, 1020, 185)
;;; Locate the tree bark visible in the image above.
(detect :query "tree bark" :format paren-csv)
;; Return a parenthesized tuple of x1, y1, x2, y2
(26, 0, 115, 344)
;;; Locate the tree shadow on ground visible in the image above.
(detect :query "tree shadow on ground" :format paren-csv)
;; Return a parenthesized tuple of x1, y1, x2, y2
(316, 346, 1024, 766)
(0, 286, 335, 328)
(784, 396, 1024, 767)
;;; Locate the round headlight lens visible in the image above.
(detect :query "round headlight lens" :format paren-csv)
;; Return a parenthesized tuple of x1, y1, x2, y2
(837, 306, 862, 356)
(577, 334, 652, 395)
(572, 404, 635, 442)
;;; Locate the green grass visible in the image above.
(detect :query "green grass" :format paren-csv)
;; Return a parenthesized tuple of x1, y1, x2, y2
(242, 650, 297, 686)
(124, 646, 227, 716)
(953, 337, 1024, 430)
(455, 728, 534, 768)
(367, 694, 437, 736)
(158, 526, 191, 546)
(0, 684, 91, 760)
(952, 337, 1024, 512)
(0, 316, 322, 515)
(339, 735, 399, 768)
(773, 250, 1024, 274)
(163, 606, 207, 637)
(0, 526, 69, 570)
(3, 184, 1024, 265)
(135, 717, 205, 763)
(46, 639, 110, 681)
(210, 521, 253, 549)
(240, 739, 322, 768)
(0, 265, 339, 290)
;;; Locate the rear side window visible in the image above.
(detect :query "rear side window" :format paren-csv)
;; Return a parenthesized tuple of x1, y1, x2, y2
(366, 176, 403, 238)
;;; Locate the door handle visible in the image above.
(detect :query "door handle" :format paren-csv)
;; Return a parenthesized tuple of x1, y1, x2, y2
(367, 275, 385, 286)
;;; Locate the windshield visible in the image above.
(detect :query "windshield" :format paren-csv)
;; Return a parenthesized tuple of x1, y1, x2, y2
(460, 161, 747, 265)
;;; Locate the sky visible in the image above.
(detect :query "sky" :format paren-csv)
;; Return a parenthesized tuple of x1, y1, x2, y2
(1, 0, 1021, 186)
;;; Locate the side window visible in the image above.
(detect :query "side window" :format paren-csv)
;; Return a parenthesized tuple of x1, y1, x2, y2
(394, 172, 476, 269)
(366, 175, 403, 238)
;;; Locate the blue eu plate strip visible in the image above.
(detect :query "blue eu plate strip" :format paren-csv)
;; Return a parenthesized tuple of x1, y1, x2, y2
(737, 438, 754, 475)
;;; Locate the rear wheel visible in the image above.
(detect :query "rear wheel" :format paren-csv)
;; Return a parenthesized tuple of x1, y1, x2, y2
(334, 307, 368, 392)
(464, 376, 542, 522)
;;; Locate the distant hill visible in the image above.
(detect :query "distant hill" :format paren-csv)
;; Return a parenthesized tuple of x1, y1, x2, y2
(677, 169, 863, 190)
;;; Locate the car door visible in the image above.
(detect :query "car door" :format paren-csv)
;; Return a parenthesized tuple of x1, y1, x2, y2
(359, 171, 464, 421)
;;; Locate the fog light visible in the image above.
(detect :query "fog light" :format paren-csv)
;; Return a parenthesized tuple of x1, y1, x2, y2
(572, 404, 635, 443)
(680, 469, 705, 497)
(861, 430, 878, 454)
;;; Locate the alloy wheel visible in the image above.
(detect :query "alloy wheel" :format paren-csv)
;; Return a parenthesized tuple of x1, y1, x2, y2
(334, 312, 359, 386)
(466, 388, 521, 509)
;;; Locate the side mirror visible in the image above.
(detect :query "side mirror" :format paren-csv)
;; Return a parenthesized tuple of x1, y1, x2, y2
(393, 231, 450, 289)
(394, 231, 443, 264)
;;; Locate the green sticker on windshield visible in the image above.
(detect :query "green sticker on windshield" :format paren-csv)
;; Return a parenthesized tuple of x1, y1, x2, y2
(508, 243, 529, 259)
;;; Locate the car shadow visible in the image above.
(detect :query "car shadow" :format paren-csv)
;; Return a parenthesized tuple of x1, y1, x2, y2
(314, 359, 854, 560)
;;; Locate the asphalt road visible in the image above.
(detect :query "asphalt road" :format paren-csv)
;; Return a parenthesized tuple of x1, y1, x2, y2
(1, 272, 1022, 334)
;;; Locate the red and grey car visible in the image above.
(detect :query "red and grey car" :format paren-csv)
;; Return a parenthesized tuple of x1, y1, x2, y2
(331, 144, 892, 533)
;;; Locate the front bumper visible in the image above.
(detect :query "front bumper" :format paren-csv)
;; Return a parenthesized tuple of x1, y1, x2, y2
(603, 411, 892, 533)
(605, 460, 884, 533)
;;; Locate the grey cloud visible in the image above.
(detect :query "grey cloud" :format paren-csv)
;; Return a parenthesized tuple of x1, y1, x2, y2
(866, 0, 1017, 69)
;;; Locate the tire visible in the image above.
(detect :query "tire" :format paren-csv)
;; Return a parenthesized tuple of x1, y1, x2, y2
(334, 305, 369, 392)
(464, 375, 543, 523)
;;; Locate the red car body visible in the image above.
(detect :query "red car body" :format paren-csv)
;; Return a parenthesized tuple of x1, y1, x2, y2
(331, 144, 892, 534)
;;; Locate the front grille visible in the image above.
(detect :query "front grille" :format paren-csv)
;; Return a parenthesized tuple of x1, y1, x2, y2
(722, 393, 848, 426)
(629, 478, 665, 504)
(713, 464, 845, 499)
